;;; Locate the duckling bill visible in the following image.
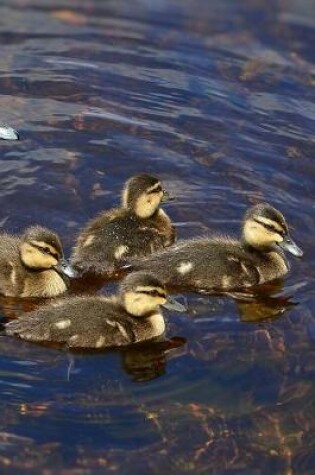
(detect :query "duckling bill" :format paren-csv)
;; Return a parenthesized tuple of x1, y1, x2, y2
(5, 272, 186, 348)
(71, 174, 176, 276)
(0, 225, 74, 298)
(130, 203, 303, 291)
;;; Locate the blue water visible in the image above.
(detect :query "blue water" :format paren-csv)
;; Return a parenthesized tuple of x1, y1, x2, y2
(0, 0, 314, 473)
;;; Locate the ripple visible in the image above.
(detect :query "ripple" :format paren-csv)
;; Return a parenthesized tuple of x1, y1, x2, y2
(0, 0, 314, 472)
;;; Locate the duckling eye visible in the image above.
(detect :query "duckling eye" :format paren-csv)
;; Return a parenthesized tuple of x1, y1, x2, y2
(145, 290, 165, 298)
(262, 222, 281, 234)
(264, 224, 275, 232)
(148, 186, 162, 195)
(41, 247, 58, 259)
(264, 224, 287, 238)
(149, 290, 159, 297)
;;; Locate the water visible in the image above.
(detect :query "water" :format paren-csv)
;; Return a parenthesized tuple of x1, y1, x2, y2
(0, 0, 314, 473)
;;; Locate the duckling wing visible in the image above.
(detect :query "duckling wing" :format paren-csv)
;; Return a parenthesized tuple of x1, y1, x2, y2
(146, 210, 176, 247)
(130, 239, 260, 290)
(71, 214, 165, 275)
(67, 313, 136, 349)
(220, 251, 261, 289)
(6, 298, 136, 349)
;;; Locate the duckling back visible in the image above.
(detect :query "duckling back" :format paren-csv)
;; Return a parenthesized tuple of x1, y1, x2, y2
(131, 237, 289, 291)
(5, 271, 186, 348)
(131, 203, 303, 291)
(6, 297, 134, 347)
(6, 295, 164, 348)
(71, 208, 175, 276)
(70, 174, 176, 276)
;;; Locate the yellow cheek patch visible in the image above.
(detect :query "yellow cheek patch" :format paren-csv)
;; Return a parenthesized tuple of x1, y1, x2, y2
(157, 296, 167, 306)
(21, 243, 58, 269)
(273, 234, 283, 243)
(124, 291, 166, 317)
(244, 219, 286, 248)
(135, 194, 160, 218)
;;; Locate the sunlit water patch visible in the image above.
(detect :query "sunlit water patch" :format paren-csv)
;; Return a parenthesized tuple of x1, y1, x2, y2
(0, 0, 314, 472)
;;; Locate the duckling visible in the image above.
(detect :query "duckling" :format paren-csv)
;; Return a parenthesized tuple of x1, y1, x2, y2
(5, 271, 186, 348)
(130, 203, 303, 291)
(70, 174, 176, 275)
(0, 225, 74, 298)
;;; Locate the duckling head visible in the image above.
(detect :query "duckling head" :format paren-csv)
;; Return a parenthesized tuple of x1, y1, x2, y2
(119, 271, 185, 317)
(20, 226, 74, 277)
(122, 174, 173, 218)
(242, 203, 303, 257)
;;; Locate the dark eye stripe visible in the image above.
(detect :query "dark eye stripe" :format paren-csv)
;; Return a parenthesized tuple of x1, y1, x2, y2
(138, 290, 166, 298)
(148, 186, 162, 194)
(253, 219, 284, 235)
(32, 244, 58, 259)
(264, 223, 277, 232)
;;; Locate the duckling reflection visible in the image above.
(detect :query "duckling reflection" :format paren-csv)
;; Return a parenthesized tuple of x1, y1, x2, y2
(225, 279, 298, 322)
(120, 337, 186, 382)
(0, 226, 73, 298)
(71, 174, 176, 276)
(236, 294, 297, 323)
(234, 291, 293, 325)
(189, 279, 297, 324)
(131, 203, 303, 291)
(6, 272, 186, 348)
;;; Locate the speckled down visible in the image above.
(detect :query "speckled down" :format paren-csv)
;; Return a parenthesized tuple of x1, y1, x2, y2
(5, 295, 165, 348)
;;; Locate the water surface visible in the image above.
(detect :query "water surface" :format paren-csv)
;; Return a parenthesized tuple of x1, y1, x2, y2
(0, 0, 314, 473)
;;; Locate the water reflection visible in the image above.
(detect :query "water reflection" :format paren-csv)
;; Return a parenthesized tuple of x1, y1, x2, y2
(170, 279, 298, 324)
(120, 337, 186, 382)
(228, 280, 299, 323)
(49, 336, 187, 383)
(0, 0, 314, 472)
(236, 294, 296, 323)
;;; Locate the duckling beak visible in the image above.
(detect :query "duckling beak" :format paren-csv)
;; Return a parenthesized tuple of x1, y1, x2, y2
(161, 191, 174, 202)
(279, 236, 303, 257)
(162, 296, 186, 312)
(54, 259, 78, 278)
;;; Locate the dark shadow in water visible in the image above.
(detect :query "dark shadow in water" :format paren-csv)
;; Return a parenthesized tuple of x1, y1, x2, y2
(67, 336, 187, 383)
(167, 278, 299, 323)
(120, 336, 187, 382)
